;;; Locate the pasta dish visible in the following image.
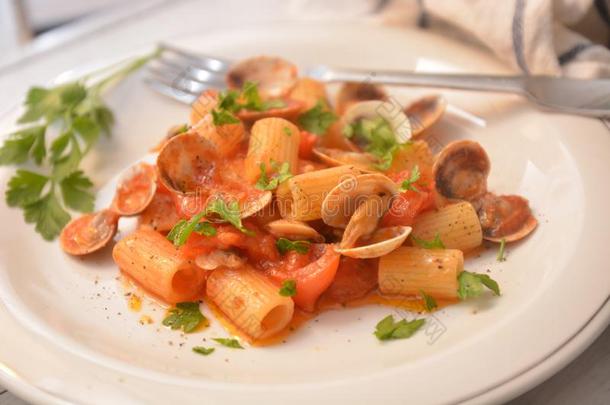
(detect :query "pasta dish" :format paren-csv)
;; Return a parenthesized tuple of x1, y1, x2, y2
(58, 56, 536, 348)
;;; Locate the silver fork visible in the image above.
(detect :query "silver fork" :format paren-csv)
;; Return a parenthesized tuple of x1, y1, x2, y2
(146, 43, 610, 118)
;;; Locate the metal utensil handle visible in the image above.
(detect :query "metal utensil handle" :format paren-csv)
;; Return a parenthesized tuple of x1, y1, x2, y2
(325, 68, 527, 94)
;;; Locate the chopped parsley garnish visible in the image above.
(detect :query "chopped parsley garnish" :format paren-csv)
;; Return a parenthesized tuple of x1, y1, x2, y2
(276, 238, 310, 255)
(420, 290, 438, 312)
(412, 233, 446, 249)
(213, 337, 244, 349)
(399, 165, 421, 192)
(344, 116, 402, 171)
(255, 161, 293, 191)
(211, 108, 240, 126)
(497, 238, 507, 262)
(162, 302, 207, 333)
(374, 315, 425, 341)
(283, 126, 292, 136)
(297, 101, 337, 135)
(192, 346, 215, 356)
(457, 271, 501, 300)
(167, 212, 216, 247)
(279, 279, 297, 297)
(0, 50, 158, 240)
(241, 81, 263, 110)
(216, 81, 284, 114)
(205, 198, 254, 236)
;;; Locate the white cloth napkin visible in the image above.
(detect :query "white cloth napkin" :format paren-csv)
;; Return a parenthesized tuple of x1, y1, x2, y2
(384, 0, 610, 78)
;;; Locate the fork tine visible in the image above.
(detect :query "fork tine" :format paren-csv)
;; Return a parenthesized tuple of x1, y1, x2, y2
(144, 77, 198, 105)
(151, 56, 226, 87)
(147, 64, 221, 94)
(159, 43, 231, 72)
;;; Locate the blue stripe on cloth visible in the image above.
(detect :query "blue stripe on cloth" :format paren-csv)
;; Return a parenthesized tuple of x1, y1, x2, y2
(558, 43, 594, 65)
(512, 0, 530, 74)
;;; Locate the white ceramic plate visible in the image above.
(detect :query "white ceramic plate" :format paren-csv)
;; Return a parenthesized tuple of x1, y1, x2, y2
(0, 21, 609, 405)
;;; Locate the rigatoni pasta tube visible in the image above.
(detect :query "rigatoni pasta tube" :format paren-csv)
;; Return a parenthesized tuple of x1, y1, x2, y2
(193, 113, 244, 157)
(244, 117, 300, 182)
(379, 247, 463, 300)
(276, 165, 360, 221)
(112, 228, 206, 304)
(412, 201, 482, 251)
(206, 266, 294, 340)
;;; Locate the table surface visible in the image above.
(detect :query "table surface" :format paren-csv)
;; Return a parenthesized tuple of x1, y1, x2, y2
(0, 1, 608, 404)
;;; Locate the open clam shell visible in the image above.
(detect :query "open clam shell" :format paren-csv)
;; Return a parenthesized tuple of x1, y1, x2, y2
(226, 56, 298, 98)
(343, 100, 412, 144)
(321, 173, 398, 229)
(335, 226, 411, 259)
(433, 140, 490, 202)
(340, 195, 384, 249)
(240, 191, 273, 219)
(313, 147, 378, 173)
(265, 219, 325, 242)
(111, 162, 157, 216)
(336, 82, 387, 115)
(405, 95, 447, 137)
(477, 193, 538, 242)
(156, 132, 218, 195)
(60, 209, 119, 256)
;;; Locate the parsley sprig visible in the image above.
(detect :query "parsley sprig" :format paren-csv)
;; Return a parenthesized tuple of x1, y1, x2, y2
(399, 165, 421, 192)
(497, 238, 507, 262)
(255, 160, 293, 191)
(297, 100, 337, 135)
(162, 301, 207, 333)
(412, 233, 446, 249)
(420, 290, 438, 312)
(276, 238, 310, 255)
(211, 81, 286, 126)
(278, 279, 297, 297)
(0, 50, 159, 240)
(166, 212, 216, 247)
(344, 116, 404, 171)
(213, 337, 244, 349)
(374, 315, 425, 341)
(205, 198, 255, 236)
(457, 271, 501, 299)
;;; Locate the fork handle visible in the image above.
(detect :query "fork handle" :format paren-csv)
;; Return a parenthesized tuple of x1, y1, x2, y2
(323, 68, 527, 94)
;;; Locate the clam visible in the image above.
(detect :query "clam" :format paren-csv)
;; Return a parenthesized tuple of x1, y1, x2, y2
(111, 162, 157, 216)
(265, 219, 325, 242)
(335, 226, 411, 259)
(195, 249, 246, 270)
(321, 173, 398, 229)
(405, 95, 447, 137)
(336, 82, 387, 115)
(313, 147, 378, 172)
(476, 193, 538, 242)
(240, 191, 273, 219)
(156, 132, 218, 195)
(340, 195, 385, 249)
(343, 100, 412, 144)
(226, 56, 298, 98)
(433, 140, 490, 202)
(60, 209, 119, 255)
(434, 141, 537, 243)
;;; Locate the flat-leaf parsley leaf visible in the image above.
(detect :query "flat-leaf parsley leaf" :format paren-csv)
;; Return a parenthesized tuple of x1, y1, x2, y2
(374, 315, 425, 341)
(162, 302, 207, 333)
